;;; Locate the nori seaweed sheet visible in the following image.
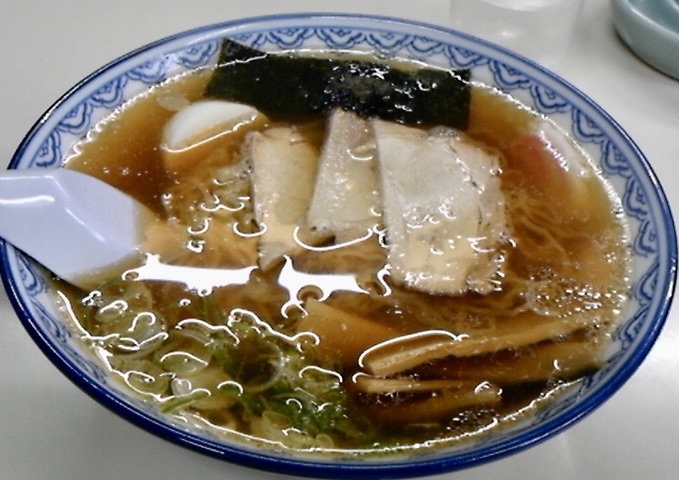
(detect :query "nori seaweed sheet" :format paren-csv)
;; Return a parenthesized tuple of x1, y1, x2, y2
(204, 39, 471, 129)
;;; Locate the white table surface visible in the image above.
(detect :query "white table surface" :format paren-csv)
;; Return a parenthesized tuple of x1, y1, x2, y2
(1, 1, 678, 479)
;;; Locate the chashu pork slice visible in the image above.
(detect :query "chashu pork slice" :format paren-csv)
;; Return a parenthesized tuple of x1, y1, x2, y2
(307, 109, 381, 243)
(243, 126, 320, 268)
(372, 119, 507, 295)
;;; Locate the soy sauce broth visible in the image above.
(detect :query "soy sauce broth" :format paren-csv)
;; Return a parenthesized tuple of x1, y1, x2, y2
(57, 56, 631, 456)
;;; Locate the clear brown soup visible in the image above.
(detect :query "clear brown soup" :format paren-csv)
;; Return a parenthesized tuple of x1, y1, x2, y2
(57, 60, 630, 456)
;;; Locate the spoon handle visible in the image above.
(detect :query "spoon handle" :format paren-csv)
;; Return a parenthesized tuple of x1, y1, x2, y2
(0, 168, 151, 289)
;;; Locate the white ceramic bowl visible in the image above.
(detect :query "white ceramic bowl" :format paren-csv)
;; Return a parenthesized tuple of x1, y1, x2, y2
(611, 0, 679, 80)
(2, 14, 676, 479)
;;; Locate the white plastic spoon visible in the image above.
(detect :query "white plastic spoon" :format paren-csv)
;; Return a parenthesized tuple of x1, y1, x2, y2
(0, 168, 155, 289)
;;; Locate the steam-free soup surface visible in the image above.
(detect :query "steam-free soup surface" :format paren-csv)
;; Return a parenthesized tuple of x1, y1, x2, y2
(58, 57, 630, 456)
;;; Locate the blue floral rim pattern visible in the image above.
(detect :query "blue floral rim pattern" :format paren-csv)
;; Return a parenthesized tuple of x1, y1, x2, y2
(1, 13, 676, 479)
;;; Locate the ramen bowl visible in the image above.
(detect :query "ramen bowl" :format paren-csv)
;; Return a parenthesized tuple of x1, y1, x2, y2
(1, 13, 676, 479)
